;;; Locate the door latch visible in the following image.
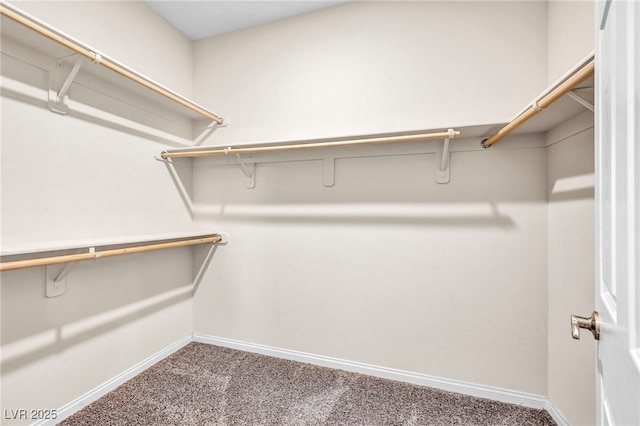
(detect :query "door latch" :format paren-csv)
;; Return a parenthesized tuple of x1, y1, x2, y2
(571, 311, 600, 340)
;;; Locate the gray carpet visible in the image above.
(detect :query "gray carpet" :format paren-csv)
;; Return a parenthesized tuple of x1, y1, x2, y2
(60, 342, 557, 425)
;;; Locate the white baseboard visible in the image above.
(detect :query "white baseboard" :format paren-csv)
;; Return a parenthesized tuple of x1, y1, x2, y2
(193, 333, 562, 417)
(40, 333, 570, 425)
(33, 336, 192, 426)
(545, 397, 571, 426)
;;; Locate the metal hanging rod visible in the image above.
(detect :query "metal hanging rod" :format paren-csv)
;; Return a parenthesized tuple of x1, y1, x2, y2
(160, 130, 461, 159)
(0, 235, 222, 272)
(481, 57, 595, 148)
(0, 2, 223, 125)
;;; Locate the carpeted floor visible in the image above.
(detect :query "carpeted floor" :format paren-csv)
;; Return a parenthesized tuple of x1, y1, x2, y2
(60, 342, 557, 425)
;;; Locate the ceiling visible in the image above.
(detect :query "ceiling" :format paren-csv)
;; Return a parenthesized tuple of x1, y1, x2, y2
(144, 1, 350, 40)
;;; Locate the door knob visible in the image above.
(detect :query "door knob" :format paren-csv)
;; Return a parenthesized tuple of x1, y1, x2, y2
(571, 311, 600, 340)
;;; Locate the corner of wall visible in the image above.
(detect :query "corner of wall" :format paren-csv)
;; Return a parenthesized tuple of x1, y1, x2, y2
(545, 110, 595, 426)
(13, 0, 195, 96)
(547, 0, 595, 85)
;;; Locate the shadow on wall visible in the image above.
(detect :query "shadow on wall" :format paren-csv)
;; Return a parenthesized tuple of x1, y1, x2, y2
(159, 139, 552, 230)
(548, 127, 595, 203)
(163, 158, 195, 218)
(1, 34, 223, 380)
(0, 244, 217, 375)
(0, 49, 218, 148)
(190, 201, 517, 229)
(549, 173, 594, 202)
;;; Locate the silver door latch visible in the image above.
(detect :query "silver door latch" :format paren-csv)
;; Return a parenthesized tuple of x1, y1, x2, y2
(571, 311, 600, 340)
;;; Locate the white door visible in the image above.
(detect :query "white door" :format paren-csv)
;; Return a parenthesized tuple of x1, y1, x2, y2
(595, 0, 640, 424)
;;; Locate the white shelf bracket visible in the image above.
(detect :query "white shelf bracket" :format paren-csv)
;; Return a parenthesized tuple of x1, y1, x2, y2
(44, 247, 90, 298)
(48, 55, 85, 115)
(435, 128, 454, 184)
(323, 157, 335, 187)
(54, 261, 76, 283)
(45, 265, 67, 298)
(567, 91, 594, 111)
(231, 152, 255, 189)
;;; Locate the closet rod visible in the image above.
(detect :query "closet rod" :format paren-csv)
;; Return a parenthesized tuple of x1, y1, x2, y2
(481, 58, 595, 148)
(0, 235, 222, 272)
(161, 130, 461, 159)
(0, 2, 223, 125)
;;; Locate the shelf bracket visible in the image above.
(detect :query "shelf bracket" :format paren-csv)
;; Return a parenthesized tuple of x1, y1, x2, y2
(567, 91, 594, 112)
(435, 128, 454, 184)
(44, 247, 92, 297)
(54, 260, 77, 283)
(48, 55, 85, 115)
(231, 152, 255, 189)
(45, 265, 67, 298)
(323, 156, 335, 187)
(192, 233, 227, 293)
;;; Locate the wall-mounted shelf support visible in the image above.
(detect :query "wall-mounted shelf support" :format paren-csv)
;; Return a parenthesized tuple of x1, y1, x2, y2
(1, 233, 227, 298)
(46, 265, 66, 297)
(323, 156, 335, 187)
(1, 2, 223, 123)
(435, 128, 455, 184)
(45, 247, 87, 297)
(45, 259, 76, 297)
(44, 247, 90, 297)
(54, 261, 76, 283)
(159, 129, 461, 187)
(48, 55, 85, 114)
(481, 54, 595, 148)
(566, 90, 594, 112)
(160, 129, 460, 159)
(232, 153, 255, 189)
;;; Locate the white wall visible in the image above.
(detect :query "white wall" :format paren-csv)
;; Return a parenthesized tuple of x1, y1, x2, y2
(546, 2, 596, 424)
(2, 0, 197, 244)
(1, 2, 199, 423)
(191, 1, 551, 395)
(547, 0, 594, 84)
(0, 0, 598, 422)
(194, 1, 548, 145)
(192, 137, 550, 394)
(547, 112, 595, 426)
(12, 0, 194, 97)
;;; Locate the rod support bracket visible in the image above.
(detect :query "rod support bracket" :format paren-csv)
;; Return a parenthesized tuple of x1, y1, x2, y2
(45, 265, 67, 297)
(567, 91, 594, 111)
(323, 156, 335, 187)
(232, 153, 255, 189)
(435, 128, 454, 184)
(48, 55, 85, 115)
